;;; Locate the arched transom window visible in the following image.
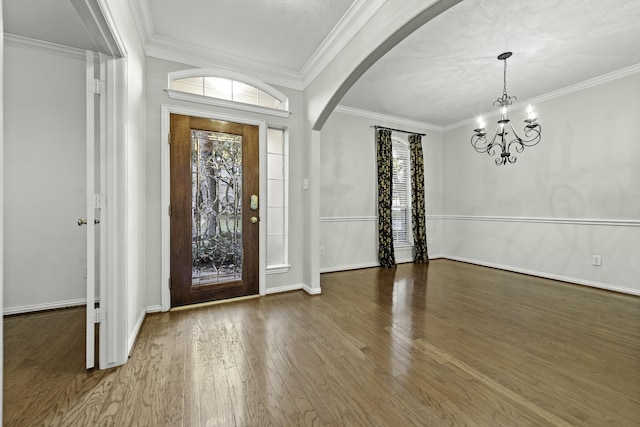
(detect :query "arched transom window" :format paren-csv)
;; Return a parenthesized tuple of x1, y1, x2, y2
(166, 69, 290, 117)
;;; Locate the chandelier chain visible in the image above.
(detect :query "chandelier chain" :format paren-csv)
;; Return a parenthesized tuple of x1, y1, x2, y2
(503, 58, 508, 98)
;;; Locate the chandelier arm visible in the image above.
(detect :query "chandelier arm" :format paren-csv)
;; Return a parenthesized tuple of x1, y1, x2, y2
(520, 123, 542, 147)
(486, 128, 500, 157)
(508, 138, 525, 154)
(470, 134, 488, 153)
(470, 126, 499, 154)
(507, 124, 525, 154)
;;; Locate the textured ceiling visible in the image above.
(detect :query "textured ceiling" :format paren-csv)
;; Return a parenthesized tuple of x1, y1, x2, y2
(147, 0, 356, 71)
(5, 0, 639, 129)
(340, 0, 640, 127)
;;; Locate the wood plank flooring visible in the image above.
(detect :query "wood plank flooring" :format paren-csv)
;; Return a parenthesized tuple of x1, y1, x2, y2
(4, 260, 640, 426)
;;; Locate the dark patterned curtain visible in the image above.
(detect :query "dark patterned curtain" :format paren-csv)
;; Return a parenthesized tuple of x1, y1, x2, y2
(409, 133, 429, 263)
(376, 129, 396, 268)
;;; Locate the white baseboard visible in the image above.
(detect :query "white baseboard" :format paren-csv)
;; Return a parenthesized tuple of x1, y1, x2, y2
(302, 283, 322, 295)
(145, 305, 163, 313)
(320, 255, 444, 274)
(320, 261, 379, 273)
(445, 255, 640, 297)
(3, 298, 94, 316)
(128, 309, 146, 355)
(266, 283, 304, 295)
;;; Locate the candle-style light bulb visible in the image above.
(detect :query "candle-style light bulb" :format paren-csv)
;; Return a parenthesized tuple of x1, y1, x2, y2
(527, 104, 536, 121)
(477, 116, 485, 129)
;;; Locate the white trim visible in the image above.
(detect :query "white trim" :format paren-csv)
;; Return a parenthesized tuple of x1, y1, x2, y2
(145, 305, 163, 313)
(439, 214, 640, 227)
(128, 0, 154, 46)
(128, 309, 146, 355)
(146, 35, 303, 90)
(333, 105, 443, 132)
(168, 68, 290, 111)
(301, 0, 386, 87)
(302, 283, 322, 295)
(320, 215, 443, 223)
(444, 255, 640, 297)
(266, 283, 303, 295)
(160, 105, 268, 311)
(165, 89, 291, 118)
(266, 264, 291, 275)
(4, 33, 86, 61)
(320, 261, 378, 273)
(444, 63, 640, 131)
(3, 298, 88, 316)
(320, 215, 377, 222)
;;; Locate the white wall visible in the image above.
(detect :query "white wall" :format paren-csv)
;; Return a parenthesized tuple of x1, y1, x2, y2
(442, 71, 640, 295)
(143, 56, 308, 309)
(3, 42, 87, 313)
(319, 109, 444, 272)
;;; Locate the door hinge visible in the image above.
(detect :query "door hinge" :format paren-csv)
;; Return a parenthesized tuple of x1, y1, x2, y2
(168, 205, 172, 216)
(88, 194, 102, 209)
(88, 78, 105, 95)
(168, 277, 172, 289)
(94, 307, 104, 324)
(168, 132, 171, 144)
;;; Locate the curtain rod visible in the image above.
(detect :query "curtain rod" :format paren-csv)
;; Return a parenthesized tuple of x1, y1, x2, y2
(371, 125, 426, 137)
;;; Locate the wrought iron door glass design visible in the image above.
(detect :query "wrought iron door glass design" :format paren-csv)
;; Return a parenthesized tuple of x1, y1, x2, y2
(191, 129, 243, 285)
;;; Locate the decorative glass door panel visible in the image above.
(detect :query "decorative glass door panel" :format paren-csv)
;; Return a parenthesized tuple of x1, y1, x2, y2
(191, 130, 243, 285)
(170, 114, 259, 307)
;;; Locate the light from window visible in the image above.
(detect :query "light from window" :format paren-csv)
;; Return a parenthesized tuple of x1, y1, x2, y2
(266, 128, 288, 268)
(171, 76, 284, 110)
(392, 140, 412, 246)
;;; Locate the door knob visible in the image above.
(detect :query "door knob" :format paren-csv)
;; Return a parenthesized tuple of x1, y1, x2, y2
(78, 219, 100, 226)
(251, 216, 258, 224)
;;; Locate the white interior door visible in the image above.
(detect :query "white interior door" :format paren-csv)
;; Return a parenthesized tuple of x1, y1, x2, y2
(85, 50, 106, 369)
(85, 51, 97, 369)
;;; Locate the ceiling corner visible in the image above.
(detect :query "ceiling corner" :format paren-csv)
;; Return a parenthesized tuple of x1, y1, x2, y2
(129, 0, 154, 46)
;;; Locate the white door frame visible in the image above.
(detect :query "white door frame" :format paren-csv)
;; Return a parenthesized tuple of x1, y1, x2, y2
(90, 0, 129, 369)
(160, 105, 268, 311)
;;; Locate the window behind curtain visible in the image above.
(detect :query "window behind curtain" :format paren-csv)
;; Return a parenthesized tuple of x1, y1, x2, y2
(392, 139, 412, 246)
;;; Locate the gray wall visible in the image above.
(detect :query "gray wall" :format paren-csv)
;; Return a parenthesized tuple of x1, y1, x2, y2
(143, 56, 308, 308)
(319, 110, 444, 271)
(442, 72, 640, 294)
(3, 42, 87, 313)
(317, 72, 639, 296)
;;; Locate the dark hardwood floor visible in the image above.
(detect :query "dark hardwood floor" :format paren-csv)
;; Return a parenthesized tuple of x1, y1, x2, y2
(4, 260, 640, 426)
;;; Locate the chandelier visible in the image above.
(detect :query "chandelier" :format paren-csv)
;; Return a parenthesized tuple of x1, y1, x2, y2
(471, 52, 541, 166)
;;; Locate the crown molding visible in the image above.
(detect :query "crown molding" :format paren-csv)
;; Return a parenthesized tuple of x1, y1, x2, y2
(4, 33, 86, 61)
(145, 35, 304, 90)
(333, 105, 444, 133)
(443, 62, 640, 132)
(300, 0, 386, 88)
(128, 0, 154, 46)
